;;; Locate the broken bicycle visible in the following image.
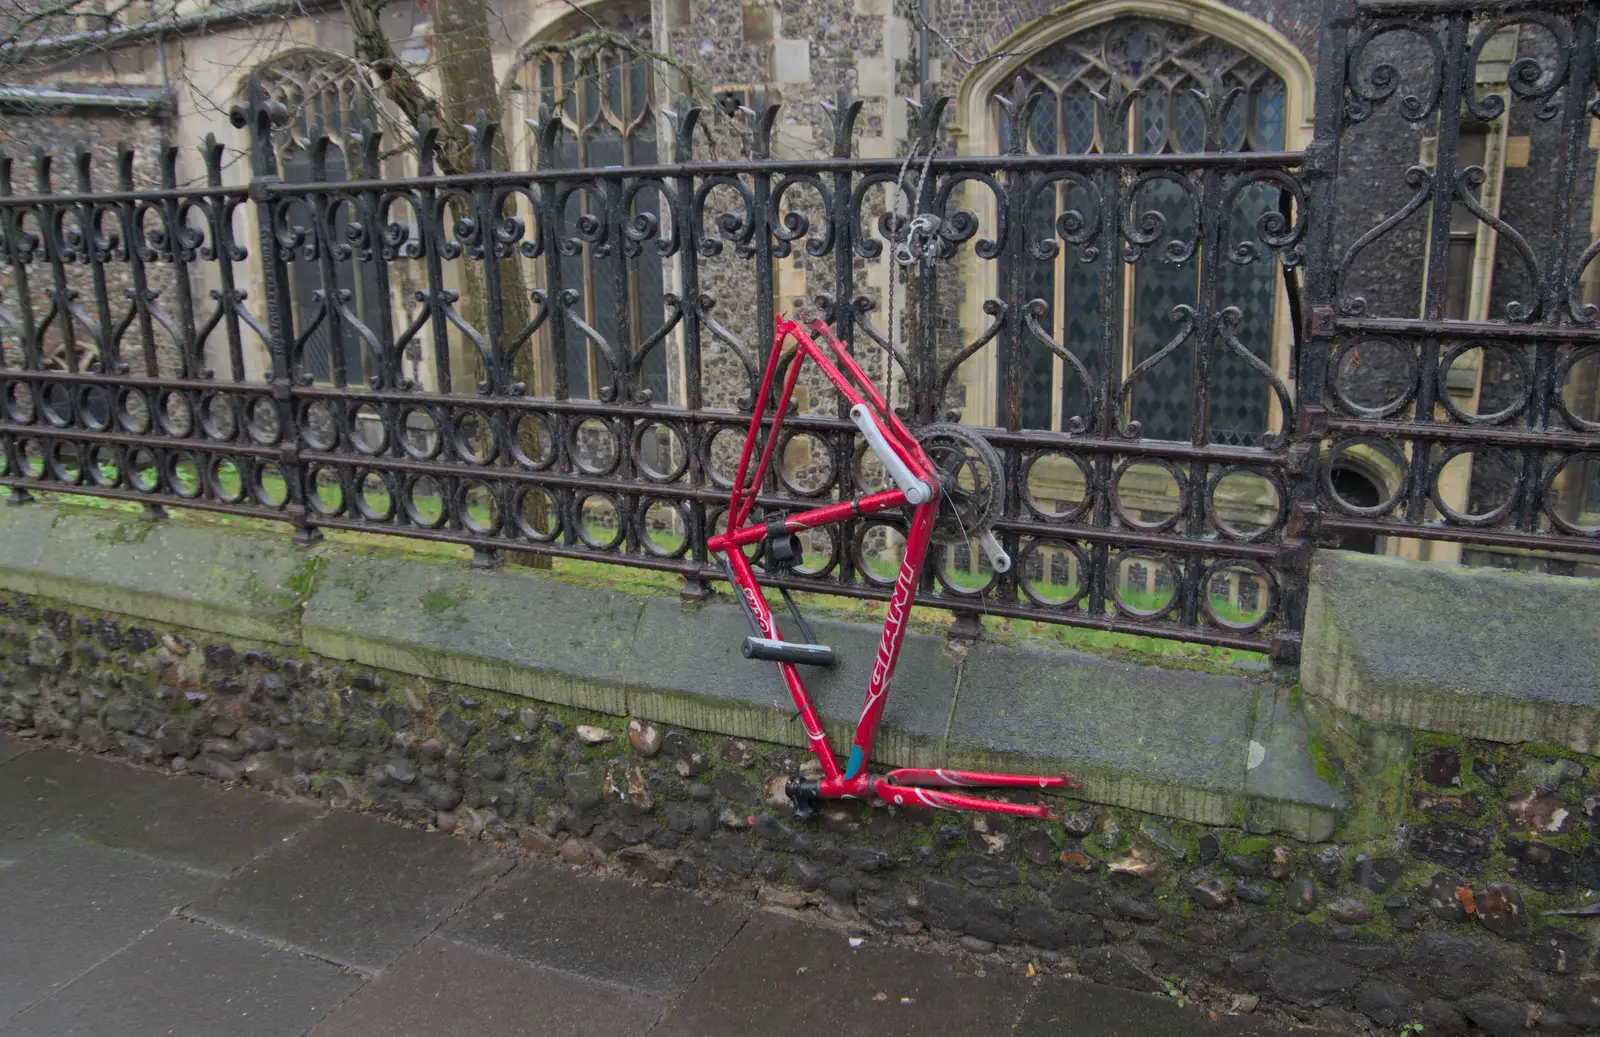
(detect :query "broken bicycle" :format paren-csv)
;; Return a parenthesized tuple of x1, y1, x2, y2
(706, 314, 1081, 821)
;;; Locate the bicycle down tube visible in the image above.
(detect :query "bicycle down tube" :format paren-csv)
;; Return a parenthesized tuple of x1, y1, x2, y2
(707, 316, 1080, 821)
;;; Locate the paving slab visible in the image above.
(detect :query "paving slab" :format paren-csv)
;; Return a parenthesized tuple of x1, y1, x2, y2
(1014, 975, 1335, 1036)
(307, 937, 663, 1037)
(0, 735, 27, 766)
(184, 811, 513, 971)
(444, 860, 748, 998)
(0, 748, 318, 871)
(649, 913, 1032, 1037)
(0, 837, 219, 1024)
(77, 763, 321, 875)
(0, 918, 362, 1037)
(0, 749, 128, 859)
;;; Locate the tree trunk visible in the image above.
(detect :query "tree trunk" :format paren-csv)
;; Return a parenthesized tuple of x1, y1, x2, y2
(432, 0, 553, 400)
(352, 0, 553, 566)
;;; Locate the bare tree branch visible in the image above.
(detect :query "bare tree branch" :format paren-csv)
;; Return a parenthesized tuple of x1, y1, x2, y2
(340, 0, 466, 169)
(909, 7, 1048, 77)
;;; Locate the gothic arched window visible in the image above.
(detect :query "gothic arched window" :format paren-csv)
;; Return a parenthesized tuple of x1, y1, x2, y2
(504, 6, 668, 407)
(255, 53, 387, 386)
(995, 18, 1288, 445)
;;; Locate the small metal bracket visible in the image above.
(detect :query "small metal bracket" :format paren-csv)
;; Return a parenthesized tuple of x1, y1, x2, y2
(1309, 305, 1337, 341)
(785, 776, 823, 821)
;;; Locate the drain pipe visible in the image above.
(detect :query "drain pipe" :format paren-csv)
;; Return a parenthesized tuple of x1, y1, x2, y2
(918, 0, 930, 98)
(153, 0, 175, 154)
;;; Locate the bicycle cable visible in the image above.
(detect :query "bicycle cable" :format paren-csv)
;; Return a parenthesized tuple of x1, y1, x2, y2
(880, 112, 940, 423)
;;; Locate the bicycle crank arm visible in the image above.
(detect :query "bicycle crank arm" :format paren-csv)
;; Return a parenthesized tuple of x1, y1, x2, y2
(849, 404, 931, 505)
(978, 530, 1011, 574)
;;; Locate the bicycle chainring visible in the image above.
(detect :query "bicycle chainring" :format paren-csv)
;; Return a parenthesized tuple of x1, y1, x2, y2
(913, 423, 1004, 545)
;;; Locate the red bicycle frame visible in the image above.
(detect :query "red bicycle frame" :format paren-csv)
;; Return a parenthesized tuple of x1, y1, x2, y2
(706, 315, 1079, 820)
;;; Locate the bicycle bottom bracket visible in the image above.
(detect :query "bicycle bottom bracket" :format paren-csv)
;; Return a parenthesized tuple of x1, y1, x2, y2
(785, 777, 822, 821)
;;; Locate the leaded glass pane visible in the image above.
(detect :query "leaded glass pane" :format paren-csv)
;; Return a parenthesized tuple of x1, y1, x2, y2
(259, 57, 385, 387)
(991, 17, 1287, 438)
(1021, 181, 1058, 429)
(1176, 92, 1206, 152)
(1256, 81, 1285, 150)
(1214, 182, 1281, 445)
(516, 13, 667, 404)
(1060, 242, 1101, 426)
(1065, 88, 1096, 154)
(1129, 176, 1198, 442)
(1222, 93, 1247, 151)
(1030, 88, 1058, 155)
(1139, 92, 1167, 154)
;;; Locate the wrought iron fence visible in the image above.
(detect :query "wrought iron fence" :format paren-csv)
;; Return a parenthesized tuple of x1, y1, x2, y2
(1304, 0, 1600, 568)
(2, 0, 1599, 667)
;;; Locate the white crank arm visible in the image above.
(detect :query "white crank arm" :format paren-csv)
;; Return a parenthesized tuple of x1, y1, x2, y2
(850, 404, 931, 505)
(979, 529, 1011, 573)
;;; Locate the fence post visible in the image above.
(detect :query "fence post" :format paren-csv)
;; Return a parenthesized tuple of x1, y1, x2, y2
(232, 76, 316, 544)
(1275, 0, 1351, 669)
(665, 104, 715, 601)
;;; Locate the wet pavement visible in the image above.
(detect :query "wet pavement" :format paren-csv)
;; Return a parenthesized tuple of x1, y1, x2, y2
(0, 735, 1331, 1036)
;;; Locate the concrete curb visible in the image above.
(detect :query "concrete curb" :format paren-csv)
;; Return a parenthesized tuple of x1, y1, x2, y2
(1303, 551, 1600, 755)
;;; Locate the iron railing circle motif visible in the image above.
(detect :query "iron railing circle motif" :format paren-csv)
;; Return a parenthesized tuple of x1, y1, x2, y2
(1427, 443, 1521, 527)
(1436, 341, 1532, 427)
(1542, 452, 1600, 537)
(1019, 450, 1096, 525)
(1206, 464, 1287, 543)
(931, 537, 1001, 598)
(634, 495, 693, 559)
(573, 491, 627, 550)
(399, 407, 444, 461)
(1109, 456, 1188, 534)
(1321, 438, 1407, 518)
(1200, 557, 1278, 634)
(1015, 537, 1091, 610)
(1108, 548, 1181, 621)
(402, 472, 449, 529)
(1329, 337, 1418, 421)
(513, 485, 563, 542)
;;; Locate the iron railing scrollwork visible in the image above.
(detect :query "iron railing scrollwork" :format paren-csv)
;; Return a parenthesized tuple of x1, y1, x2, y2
(3, 0, 1600, 669)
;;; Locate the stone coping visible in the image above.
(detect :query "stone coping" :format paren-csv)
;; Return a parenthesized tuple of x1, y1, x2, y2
(0, 502, 1342, 839)
(1303, 550, 1600, 755)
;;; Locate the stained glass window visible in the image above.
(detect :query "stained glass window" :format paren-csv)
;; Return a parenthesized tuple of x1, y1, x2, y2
(997, 19, 1287, 444)
(509, 10, 667, 406)
(257, 55, 387, 386)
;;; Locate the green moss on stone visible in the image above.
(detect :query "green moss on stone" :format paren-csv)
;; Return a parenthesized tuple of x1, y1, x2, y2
(1308, 735, 1335, 784)
(419, 588, 468, 614)
(1230, 835, 1273, 856)
(1409, 730, 1466, 751)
